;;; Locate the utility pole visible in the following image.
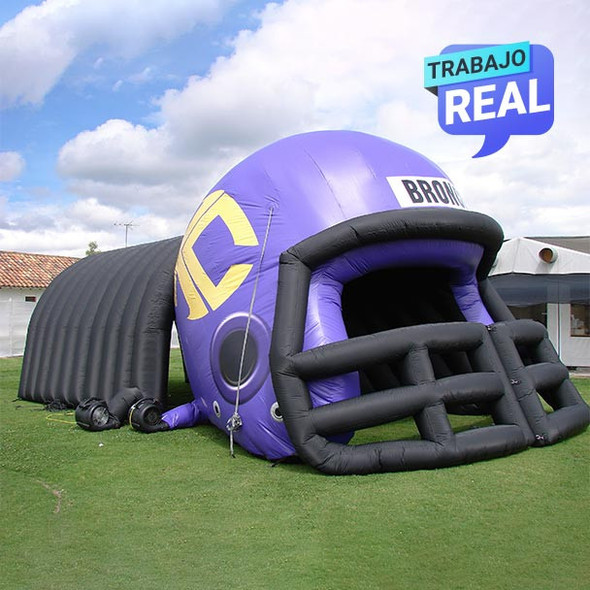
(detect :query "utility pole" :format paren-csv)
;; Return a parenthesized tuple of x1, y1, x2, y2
(114, 221, 138, 248)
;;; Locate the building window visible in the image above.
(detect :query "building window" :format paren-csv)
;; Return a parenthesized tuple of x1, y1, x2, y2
(571, 304, 589, 337)
(508, 303, 547, 327)
(25, 295, 37, 303)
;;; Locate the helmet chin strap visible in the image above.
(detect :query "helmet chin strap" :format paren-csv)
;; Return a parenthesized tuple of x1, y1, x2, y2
(227, 205, 275, 458)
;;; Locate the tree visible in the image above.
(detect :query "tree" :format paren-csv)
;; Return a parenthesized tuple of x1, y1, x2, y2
(86, 241, 101, 256)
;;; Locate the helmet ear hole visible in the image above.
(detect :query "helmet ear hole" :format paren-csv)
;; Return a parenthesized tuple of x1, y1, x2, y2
(219, 329, 258, 386)
(270, 402, 283, 422)
(210, 313, 271, 404)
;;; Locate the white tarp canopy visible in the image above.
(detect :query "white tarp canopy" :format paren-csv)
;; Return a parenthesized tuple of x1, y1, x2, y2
(490, 237, 590, 306)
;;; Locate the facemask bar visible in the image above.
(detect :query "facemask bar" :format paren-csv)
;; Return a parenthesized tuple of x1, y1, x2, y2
(488, 319, 590, 444)
(289, 321, 533, 473)
(479, 277, 590, 443)
(270, 208, 586, 474)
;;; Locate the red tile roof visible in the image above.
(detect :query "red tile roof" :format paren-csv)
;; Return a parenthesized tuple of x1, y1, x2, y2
(0, 251, 79, 289)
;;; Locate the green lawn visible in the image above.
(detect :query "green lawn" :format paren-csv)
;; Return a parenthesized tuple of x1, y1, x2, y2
(1, 352, 589, 590)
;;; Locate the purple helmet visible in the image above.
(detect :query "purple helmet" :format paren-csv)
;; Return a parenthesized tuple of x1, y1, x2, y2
(167, 130, 549, 473)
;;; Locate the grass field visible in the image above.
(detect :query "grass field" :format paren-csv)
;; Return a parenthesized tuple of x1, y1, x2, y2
(1, 351, 589, 590)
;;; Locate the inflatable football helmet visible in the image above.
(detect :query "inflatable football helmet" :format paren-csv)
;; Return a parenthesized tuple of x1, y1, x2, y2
(19, 129, 589, 474)
(168, 130, 589, 473)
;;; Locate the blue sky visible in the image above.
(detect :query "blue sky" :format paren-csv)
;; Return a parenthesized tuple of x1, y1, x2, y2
(1, 0, 588, 256)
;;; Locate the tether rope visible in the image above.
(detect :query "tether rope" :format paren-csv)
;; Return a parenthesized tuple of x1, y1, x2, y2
(227, 205, 275, 457)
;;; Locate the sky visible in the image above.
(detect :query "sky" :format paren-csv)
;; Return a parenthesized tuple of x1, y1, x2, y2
(0, 0, 588, 257)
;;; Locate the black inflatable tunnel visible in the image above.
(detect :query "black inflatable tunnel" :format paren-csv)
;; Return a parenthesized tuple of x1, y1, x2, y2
(18, 237, 182, 426)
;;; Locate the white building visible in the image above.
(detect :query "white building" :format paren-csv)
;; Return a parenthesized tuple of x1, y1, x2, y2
(0, 251, 79, 357)
(490, 236, 590, 368)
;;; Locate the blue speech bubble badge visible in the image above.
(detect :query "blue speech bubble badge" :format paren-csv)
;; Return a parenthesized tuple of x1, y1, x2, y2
(427, 44, 554, 158)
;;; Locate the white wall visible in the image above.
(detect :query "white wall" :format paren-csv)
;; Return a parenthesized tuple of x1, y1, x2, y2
(171, 323, 180, 349)
(547, 303, 590, 368)
(0, 288, 44, 357)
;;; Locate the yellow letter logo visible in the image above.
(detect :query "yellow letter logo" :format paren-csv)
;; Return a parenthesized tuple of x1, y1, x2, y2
(176, 190, 259, 319)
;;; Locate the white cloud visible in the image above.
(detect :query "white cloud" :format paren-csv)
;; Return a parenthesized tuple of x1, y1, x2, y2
(56, 0, 458, 223)
(57, 118, 231, 221)
(111, 67, 157, 93)
(0, 0, 234, 107)
(57, 0, 590, 238)
(0, 195, 9, 229)
(128, 66, 155, 85)
(69, 197, 126, 229)
(3, 0, 589, 255)
(156, 0, 429, 156)
(0, 151, 25, 182)
(0, 194, 185, 256)
(58, 119, 186, 185)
